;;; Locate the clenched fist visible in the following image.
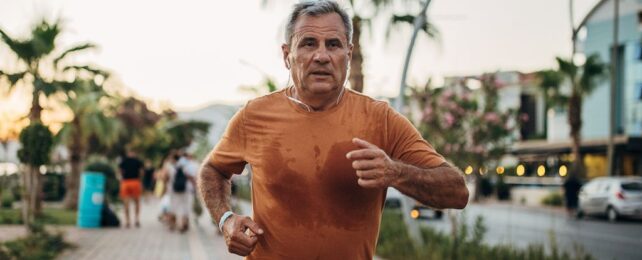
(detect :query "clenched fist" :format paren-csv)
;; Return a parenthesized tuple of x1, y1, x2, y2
(346, 138, 401, 188)
(221, 214, 264, 256)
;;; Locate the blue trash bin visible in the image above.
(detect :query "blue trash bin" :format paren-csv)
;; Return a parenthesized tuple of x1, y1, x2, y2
(77, 172, 105, 228)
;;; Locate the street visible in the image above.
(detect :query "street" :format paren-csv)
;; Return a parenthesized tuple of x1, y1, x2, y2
(420, 203, 642, 260)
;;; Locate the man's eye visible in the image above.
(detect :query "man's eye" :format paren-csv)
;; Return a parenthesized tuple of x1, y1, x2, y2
(303, 41, 315, 47)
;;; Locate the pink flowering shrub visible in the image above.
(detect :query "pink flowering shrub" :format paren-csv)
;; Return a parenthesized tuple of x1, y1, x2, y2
(411, 73, 519, 170)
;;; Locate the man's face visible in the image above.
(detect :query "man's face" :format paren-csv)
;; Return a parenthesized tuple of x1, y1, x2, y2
(282, 13, 353, 94)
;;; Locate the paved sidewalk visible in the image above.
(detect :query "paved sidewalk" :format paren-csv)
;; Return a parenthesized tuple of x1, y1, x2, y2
(0, 198, 242, 260)
(59, 198, 242, 260)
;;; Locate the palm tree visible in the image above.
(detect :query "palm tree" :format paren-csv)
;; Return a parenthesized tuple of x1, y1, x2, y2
(385, 0, 439, 110)
(0, 19, 96, 122)
(0, 19, 96, 215)
(57, 75, 122, 209)
(537, 54, 607, 178)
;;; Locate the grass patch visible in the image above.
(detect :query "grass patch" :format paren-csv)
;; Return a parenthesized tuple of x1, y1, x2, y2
(0, 208, 76, 225)
(376, 209, 593, 260)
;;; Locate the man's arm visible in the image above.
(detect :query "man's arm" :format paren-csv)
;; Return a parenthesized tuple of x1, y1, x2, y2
(391, 162, 468, 209)
(347, 138, 469, 209)
(198, 162, 232, 222)
(198, 161, 263, 256)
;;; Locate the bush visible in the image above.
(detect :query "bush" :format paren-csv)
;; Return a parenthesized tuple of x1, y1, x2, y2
(376, 210, 418, 259)
(18, 123, 54, 166)
(1, 189, 14, 208)
(376, 209, 594, 260)
(0, 222, 73, 260)
(85, 161, 119, 202)
(42, 173, 66, 202)
(541, 192, 563, 207)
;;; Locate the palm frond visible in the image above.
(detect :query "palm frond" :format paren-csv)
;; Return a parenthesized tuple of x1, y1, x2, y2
(54, 43, 97, 68)
(386, 14, 439, 44)
(556, 57, 577, 80)
(0, 28, 37, 64)
(63, 65, 110, 78)
(579, 54, 607, 95)
(0, 70, 29, 88)
(30, 19, 61, 57)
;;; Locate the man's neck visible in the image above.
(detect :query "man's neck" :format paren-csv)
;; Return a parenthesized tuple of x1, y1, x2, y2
(290, 86, 344, 112)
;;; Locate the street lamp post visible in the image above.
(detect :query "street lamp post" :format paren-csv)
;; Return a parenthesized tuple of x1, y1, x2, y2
(607, 0, 619, 176)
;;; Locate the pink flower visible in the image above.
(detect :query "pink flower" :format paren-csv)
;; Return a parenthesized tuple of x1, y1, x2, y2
(461, 91, 471, 101)
(422, 106, 434, 122)
(442, 89, 454, 99)
(444, 112, 455, 128)
(484, 112, 500, 124)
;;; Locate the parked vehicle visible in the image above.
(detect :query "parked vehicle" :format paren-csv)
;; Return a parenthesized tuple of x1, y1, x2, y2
(578, 177, 642, 222)
(385, 187, 443, 219)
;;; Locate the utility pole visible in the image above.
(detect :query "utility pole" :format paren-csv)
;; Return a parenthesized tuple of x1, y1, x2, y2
(607, 0, 619, 176)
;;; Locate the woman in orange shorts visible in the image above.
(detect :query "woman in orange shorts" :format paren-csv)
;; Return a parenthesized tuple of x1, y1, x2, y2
(118, 150, 145, 228)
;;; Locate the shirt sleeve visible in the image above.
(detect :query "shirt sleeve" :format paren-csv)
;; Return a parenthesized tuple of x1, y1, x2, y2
(205, 105, 248, 178)
(384, 104, 445, 168)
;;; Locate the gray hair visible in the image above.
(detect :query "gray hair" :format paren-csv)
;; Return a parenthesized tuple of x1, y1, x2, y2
(285, 0, 353, 45)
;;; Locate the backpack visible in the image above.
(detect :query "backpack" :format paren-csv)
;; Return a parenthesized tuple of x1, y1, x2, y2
(172, 166, 187, 193)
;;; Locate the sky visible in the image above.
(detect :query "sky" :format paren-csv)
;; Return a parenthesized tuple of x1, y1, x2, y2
(0, 0, 600, 114)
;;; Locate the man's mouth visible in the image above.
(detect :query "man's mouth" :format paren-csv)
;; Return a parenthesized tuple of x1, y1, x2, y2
(310, 70, 332, 76)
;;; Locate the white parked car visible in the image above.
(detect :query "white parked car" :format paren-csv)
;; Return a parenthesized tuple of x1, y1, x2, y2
(578, 177, 642, 222)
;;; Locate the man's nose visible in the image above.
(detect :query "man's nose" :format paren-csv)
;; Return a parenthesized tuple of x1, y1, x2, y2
(312, 46, 330, 64)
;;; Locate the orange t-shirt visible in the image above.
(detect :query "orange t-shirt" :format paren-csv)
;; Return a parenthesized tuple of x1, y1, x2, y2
(208, 88, 445, 260)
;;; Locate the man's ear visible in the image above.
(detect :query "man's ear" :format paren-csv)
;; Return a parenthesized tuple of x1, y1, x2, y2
(281, 43, 291, 69)
(347, 43, 354, 63)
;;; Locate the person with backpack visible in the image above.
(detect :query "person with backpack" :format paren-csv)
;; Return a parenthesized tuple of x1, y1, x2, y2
(164, 151, 196, 232)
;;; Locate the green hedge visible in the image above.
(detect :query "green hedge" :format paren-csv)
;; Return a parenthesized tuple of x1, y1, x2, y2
(376, 209, 593, 260)
(0, 208, 76, 225)
(541, 192, 563, 207)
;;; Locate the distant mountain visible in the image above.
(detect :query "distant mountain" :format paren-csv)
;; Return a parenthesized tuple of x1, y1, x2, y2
(177, 103, 241, 149)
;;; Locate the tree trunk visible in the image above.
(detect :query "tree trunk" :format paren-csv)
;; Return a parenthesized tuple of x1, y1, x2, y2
(568, 91, 584, 178)
(29, 89, 42, 123)
(21, 166, 31, 228)
(34, 168, 43, 213)
(349, 16, 364, 93)
(64, 152, 84, 209)
(64, 121, 85, 210)
(21, 165, 39, 230)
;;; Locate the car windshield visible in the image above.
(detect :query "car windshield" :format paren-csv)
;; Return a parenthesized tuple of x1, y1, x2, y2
(621, 182, 642, 191)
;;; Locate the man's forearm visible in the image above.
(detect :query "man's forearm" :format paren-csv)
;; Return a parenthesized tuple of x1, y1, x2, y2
(392, 162, 468, 209)
(198, 163, 232, 222)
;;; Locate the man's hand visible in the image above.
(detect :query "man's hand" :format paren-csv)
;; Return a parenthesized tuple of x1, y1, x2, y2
(222, 214, 264, 256)
(346, 138, 401, 188)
